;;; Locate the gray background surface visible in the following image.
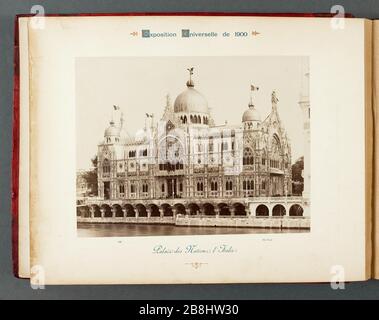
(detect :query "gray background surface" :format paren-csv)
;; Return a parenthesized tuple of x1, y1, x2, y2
(0, 0, 378, 300)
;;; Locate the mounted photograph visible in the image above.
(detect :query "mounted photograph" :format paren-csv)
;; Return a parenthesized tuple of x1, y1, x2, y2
(75, 56, 310, 237)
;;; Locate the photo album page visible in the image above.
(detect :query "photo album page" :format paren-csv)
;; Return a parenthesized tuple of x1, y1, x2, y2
(18, 16, 371, 284)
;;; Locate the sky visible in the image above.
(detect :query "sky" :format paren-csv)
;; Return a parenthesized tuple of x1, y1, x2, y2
(76, 56, 309, 170)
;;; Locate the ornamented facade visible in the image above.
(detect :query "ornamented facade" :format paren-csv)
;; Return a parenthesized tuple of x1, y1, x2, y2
(96, 70, 293, 215)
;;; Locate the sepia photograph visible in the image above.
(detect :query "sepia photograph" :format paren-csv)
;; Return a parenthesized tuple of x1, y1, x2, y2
(76, 56, 310, 237)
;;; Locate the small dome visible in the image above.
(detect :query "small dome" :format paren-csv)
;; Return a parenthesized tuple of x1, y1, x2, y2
(104, 120, 120, 137)
(242, 105, 261, 122)
(174, 82, 209, 114)
(134, 128, 148, 143)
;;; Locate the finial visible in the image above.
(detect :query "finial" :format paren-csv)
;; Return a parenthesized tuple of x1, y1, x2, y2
(249, 95, 254, 108)
(271, 90, 279, 104)
(186, 67, 195, 87)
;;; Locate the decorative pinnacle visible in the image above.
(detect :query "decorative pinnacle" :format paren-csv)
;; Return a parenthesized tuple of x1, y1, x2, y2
(272, 90, 279, 104)
(186, 67, 194, 87)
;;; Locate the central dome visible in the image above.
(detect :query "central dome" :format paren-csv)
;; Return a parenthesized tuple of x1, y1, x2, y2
(174, 81, 209, 114)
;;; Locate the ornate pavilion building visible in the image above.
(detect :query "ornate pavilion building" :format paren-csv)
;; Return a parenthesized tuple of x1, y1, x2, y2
(91, 69, 299, 218)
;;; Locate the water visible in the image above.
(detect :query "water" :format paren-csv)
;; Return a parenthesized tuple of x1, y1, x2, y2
(77, 222, 307, 237)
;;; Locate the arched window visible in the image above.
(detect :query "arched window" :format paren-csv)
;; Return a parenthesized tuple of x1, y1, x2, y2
(190, 115, 194, 123)
(270, 135, 281, 168)
(102, 159, 110, 174)
(198, 115, 201, 123)
(161, 183, 165, 192)
(243, 148, 254, 166)
(256, 205, 269, 216)
(183, 115, 187, 124)
(243, 180, 254, 190)
(209, 137, 214, 152)
(119, 184, 125, 194)
(130, 184, 135, 193)
(289, 204, 304, 216)
(139, 149, 147, 157)
(129, 150, 136, 158)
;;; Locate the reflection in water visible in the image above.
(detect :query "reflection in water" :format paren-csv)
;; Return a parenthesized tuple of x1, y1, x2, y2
(77, 223, 307, 237)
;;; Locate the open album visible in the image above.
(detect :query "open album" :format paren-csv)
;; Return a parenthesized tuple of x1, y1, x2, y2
(13, 14, 378, 284)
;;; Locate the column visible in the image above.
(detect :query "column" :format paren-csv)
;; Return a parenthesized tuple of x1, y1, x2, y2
(111, 208, 116, 218)
(245, 205, 251, 217)
(122, 208, 127, 218)
(248, 203, 255, 217)
(90, 207, 95, 218)
(147, 207, 152, 218)
(100, 208, 105, 218)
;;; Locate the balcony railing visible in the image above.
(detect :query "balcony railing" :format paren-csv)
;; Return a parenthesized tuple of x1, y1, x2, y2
(249, 196, 305, 203)
(269, 168, 284, 175)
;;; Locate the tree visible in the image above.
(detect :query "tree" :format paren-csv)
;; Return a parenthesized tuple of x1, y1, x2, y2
(291, 156, 304, 196)
(83, 155, 98, 196)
